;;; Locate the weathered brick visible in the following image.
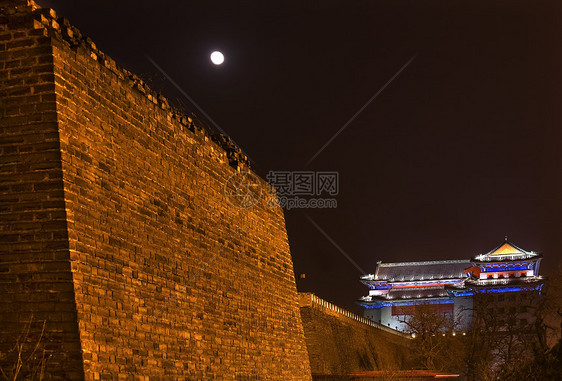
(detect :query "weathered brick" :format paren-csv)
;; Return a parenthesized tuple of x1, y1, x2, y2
(1, 1, 311, 380)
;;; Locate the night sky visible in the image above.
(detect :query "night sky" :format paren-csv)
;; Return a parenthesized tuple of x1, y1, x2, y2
(40, 0, 562, 312)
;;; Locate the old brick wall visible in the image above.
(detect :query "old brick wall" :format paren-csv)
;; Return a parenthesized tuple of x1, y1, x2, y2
(1, 1, 311, 379)
(0, 1, 83, 379)
(299, 293, 414, 376)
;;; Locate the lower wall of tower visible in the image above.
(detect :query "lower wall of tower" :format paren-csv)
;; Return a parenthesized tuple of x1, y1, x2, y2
(363, 297, 474, 333)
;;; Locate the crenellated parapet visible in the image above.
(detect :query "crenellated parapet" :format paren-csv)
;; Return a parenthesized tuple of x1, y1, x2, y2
(2, 0, 252, 170)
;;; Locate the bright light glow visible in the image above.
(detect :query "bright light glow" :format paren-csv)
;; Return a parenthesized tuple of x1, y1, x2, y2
(490, 242, 523, 256)
(210, 51, 224, 65)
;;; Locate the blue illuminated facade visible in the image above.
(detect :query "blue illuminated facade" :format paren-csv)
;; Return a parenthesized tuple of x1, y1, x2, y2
(358, 239, 544, 333)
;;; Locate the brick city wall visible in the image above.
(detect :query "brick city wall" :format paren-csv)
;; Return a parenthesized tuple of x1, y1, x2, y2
(298, 293, 414, 377)
(1, 1, 311, 379)
(0, 1, 84, 379)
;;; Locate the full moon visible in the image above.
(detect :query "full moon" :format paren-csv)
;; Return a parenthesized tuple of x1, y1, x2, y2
(210, 51, 224, 65)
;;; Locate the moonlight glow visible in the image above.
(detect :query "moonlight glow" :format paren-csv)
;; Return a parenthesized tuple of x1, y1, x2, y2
(210, 51, 224, 65)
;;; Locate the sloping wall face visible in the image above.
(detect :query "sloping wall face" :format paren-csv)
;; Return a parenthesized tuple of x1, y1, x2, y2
(0, 2, 84, 379)
(299, 294, 413, 376)
(1, 1, 311, 379)
(51, 14, 311, 381)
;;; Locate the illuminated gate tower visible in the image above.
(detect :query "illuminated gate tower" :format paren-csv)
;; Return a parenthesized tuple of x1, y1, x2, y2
(357, 239, 543, 333)
(357, 260, 472, 332)
(446, 239, 544, 329)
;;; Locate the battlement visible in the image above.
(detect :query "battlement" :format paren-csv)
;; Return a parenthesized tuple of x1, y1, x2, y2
(299, 293, 410, 338)
(1, 0, 251, 170)
(299, 293, 414, 375)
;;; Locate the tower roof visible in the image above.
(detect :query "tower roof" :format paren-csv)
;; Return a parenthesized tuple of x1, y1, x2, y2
(487, 240, 528, 256)
(373, 260, 471, 282)
(473, 238, 539, 262)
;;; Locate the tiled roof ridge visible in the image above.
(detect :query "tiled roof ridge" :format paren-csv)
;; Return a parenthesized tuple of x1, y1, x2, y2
(378, 259, 471, 267)
(388, 279, 466, 284)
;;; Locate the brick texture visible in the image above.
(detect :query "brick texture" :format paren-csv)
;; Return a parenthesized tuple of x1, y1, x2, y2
(299, 294, 414, 376)
(1, 1, 311, 379)
(0, 1, 83, 379)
